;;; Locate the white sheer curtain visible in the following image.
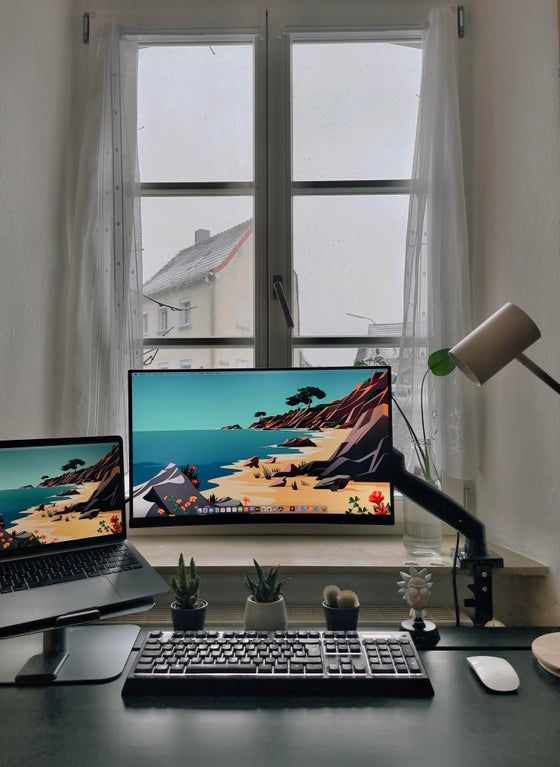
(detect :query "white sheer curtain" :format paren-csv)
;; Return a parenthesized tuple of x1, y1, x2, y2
(60, 22, 143, 440)
(395, 8, 476, 480)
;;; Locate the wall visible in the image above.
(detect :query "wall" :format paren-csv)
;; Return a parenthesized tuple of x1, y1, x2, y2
(0, 0, 75, 438)
(470, 0, 560, 623)
(2, 0, 558, 620)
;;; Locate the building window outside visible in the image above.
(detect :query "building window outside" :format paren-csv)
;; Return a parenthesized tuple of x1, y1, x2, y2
(179, 299, 192, 328)
(143, 313, 149, 335)
(157, 307, 168, 334)
(136, 13, 422, 371)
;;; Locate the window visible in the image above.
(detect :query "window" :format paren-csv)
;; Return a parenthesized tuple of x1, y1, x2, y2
(143, 313, 149, 335)
(137, 11, 422, 370)
(179, 299, 192, 328)
(157, 307, 168, 334)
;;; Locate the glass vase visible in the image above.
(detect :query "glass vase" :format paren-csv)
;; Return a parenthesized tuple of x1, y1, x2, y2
(402, 439, 443, 559)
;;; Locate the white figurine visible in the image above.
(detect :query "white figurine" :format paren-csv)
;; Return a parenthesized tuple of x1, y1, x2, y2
(397, 567, 433, 621)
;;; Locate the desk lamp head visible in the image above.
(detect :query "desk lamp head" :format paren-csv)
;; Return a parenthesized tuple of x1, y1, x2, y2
(449, 303, 560, 395)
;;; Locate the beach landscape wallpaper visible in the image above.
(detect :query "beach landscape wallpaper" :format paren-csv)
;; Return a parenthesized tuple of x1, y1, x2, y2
(131, 369, 393, 522)
(0, 442, 123, 552)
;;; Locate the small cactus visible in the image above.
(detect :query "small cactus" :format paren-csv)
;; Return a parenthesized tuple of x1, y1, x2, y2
(323, 584, 340, 608)
(323, 584, 359, 609)
(337, 589, 360, 609)
(171, 554, 200, 610)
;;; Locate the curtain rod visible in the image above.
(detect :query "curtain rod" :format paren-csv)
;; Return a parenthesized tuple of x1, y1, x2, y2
(83, 6, 466, 44)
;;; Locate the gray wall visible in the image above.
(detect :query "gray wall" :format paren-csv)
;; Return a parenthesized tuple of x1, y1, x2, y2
(470, 0, 560, 623)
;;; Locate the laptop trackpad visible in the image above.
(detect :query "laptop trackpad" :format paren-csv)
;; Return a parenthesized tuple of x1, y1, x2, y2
(27, 578, 120, 619)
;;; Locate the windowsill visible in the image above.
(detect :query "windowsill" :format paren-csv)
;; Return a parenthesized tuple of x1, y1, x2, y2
(131, 534, 547, 576)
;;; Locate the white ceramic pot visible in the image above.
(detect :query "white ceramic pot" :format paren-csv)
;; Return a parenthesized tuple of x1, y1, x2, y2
(244, 595, 287, 631)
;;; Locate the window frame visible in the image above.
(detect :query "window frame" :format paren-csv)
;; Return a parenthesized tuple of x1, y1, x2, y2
(136, 13, 424, 369)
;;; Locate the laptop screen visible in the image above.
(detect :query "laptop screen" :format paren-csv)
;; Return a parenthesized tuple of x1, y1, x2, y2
(0, 437, 125, 558)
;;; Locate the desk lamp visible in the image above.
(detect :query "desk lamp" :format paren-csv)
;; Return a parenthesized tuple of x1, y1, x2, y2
(449, 302, 560, 395)
(449, 302, 560, 666)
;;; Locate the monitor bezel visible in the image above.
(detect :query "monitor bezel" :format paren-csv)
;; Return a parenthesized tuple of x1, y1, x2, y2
(128, 367, 394, 528)
(0, 434, 126, 560)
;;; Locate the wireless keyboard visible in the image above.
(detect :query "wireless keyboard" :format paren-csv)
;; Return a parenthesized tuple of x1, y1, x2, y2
(122, 629, 434, 697)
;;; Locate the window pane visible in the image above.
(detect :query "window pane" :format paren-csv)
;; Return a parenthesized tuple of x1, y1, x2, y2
(143, 347, 254, 370)
(292, 195, 408, 336)
(292, 41, 421, 181)
(141, 197, 254, 338)
(138, 44, 254, 182)
(293, 346, 400, 370)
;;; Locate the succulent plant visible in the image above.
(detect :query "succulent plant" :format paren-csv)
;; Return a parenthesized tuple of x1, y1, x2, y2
(323, 584, 359, 609)
(171, 554, 200, 610)
(245, 559, 288, 603)
(336, 589, 360, 609)
(323, 584, 341, 608)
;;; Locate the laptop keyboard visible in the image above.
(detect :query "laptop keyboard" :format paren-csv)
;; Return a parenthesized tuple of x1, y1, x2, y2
(0, 544, 142, 593)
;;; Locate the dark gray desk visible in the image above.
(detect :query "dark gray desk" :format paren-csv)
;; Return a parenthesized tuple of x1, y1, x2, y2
(2, 628, 559, 767)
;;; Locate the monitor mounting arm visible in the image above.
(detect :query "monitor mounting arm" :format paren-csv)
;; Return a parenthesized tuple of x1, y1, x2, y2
(389, 448, 503, 625)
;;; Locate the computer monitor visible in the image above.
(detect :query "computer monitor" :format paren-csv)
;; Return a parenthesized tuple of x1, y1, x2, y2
(129, 367, 394, 528)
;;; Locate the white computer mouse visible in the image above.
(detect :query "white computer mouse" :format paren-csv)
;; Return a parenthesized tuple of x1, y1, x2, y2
(467, 656, 520, 693)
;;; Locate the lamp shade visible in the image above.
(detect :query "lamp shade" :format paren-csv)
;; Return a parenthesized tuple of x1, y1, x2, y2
(448, 303, 541, 386)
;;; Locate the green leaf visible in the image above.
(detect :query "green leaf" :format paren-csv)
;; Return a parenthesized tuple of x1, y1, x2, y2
(428, 348, 456, 377)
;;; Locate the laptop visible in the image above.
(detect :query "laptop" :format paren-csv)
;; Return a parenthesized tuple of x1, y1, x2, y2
(0, 435, 169, 638)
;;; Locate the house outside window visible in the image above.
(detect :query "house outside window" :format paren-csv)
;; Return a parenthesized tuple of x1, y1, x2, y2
(136, 8, 421, 371)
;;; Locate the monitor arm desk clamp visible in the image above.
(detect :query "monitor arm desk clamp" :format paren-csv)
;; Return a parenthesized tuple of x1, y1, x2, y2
(389, 448, 503, 626)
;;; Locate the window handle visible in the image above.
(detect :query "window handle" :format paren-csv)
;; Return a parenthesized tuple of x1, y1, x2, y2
(272, 276, 294, 329)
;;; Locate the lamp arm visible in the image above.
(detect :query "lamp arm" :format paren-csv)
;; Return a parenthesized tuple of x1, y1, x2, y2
(515, 353, 560, 396)
(389, 448, 487, 558)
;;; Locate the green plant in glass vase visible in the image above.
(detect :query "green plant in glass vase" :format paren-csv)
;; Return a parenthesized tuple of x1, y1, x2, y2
(393, 349, 457, 559)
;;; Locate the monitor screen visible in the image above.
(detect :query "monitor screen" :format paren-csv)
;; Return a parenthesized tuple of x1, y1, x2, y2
(129, 367, 394, 527)
(0, 437, 124, 558)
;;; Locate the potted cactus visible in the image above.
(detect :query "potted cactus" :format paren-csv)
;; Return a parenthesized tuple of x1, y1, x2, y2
(323, 584, 360, 631)
(170, 554, 207, 631)
(244, 559, 289, 631)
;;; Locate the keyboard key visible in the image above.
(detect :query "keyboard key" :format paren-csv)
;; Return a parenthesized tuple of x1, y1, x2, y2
(306, 664, 323, 674)
(195, 664, 257, 674)
(369, 663, 394, 674)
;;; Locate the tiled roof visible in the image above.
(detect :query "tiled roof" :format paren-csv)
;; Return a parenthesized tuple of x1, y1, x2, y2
(144, 219, 254, 297)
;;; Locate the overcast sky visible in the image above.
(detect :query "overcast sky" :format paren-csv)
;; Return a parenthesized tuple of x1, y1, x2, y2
(138, 41, 421, 363)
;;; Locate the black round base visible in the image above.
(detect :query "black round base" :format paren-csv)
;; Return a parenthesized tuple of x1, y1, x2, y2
(401, 618, 441, 649)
